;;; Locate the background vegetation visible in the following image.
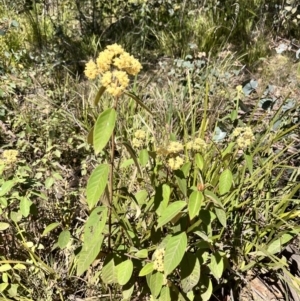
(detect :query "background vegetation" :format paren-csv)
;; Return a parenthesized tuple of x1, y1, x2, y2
(0, 0, 299, 300)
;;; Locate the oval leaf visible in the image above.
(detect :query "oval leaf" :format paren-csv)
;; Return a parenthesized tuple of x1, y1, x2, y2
(139, 262, 154, 276)
(219, 169, 232, 195)
(20, 197, 32, 218)
(188, 191, 203, 220)
(195, 153, 204, 170)
(136, 249, 148, 259)
(209, 251, 224, 280)
(215, 207, 227, 227)
(76, 235, 104, 276)
(0, 264, 11, 272)
(164, 232, 187, 275)
(83, 207, 107, 246)
(93, 108, 116, 154)
(86, 164, 109, 210)
(146, 271, 163, 298)
(45, 177, 54, 189)
(159, 286, 171, 301)
(156, 201, 186, 229)
(102, 254, 118, 284)
(58, 230, 71, 249)
(0, 222, 10, 231)
(139, 149, 149, 167)
(180, 253, 200, 293)
(117, 260, 133, 285)
(0, 180, 14, 197)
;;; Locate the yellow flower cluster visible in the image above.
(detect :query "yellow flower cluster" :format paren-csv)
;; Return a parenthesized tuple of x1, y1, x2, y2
(232, 127, 255, 149)
(167, 156, 184, 170)
(0, 150, 18, 165)
(135, 129, 147, 140)
(186, 137, 207, 152)
(101, 70, 130, 97)
(167, 141, 184, 153)
(84, 43, 142, 97)
(156, 141, 185, 170)
(157, 141, 184, 156)
(84, 60, 98, 79)
(132, 129, 147, 148)
(153, 248, 165, 272)
(113, 52, 143, 75)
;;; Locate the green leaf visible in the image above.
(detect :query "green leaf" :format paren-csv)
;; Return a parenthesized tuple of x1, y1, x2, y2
(139, 149, 149, 167)
(102, 253, 121, 284)
(86, 164, 109, 210)
(76, 207, 107, 275)
(244, 153, 253, 174)
(135, 249, 148, 258)
(0, 222, 10, 231)
(0, 264, 11, 272)
(42, 222, 60, 236)
(180, 253, 200, 293)
(139, 262, 153, 277)
(93, 108, 116, 155)
(205, 190, 224, 209)
(0, 180, 14, 197)
(7, 283, 18, 298)
(200, 274, 213, 301)
(214, 207, 227, 227)
(219, 169, 233, 195)
(76, 235, 104, 276)
(94, 86, 106, 106)
(156, 201, 186, 229)
(117, 260, 133, 285)
(13, 264, 26, 270)
(267, 233, 294, 255)
(10, 211, 22, 223)
(58, 230, 71, 249)
(122, 281, 134, 300)
(164, 232, 187, 275)
(195, 153, 204, 170)
(83, 207, 107, 247)
(159, 286, 171, 301)
(0, 283, 9, 292)
(20, 197, 32, 218)
(209, 251, 224, 280)
(156, 184, 171, 216)
(139, 262, 154, 276)
(146, 271, 163, 298)
(188, 191, 203, 220)
(175, 170, 187, 196)
(135, 190, 148, 205)
(45, 177, 54, 189)
(181, 162, 191, 177)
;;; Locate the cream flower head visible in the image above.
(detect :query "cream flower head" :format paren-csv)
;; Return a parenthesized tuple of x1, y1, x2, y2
(84, 44, 142, 97)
